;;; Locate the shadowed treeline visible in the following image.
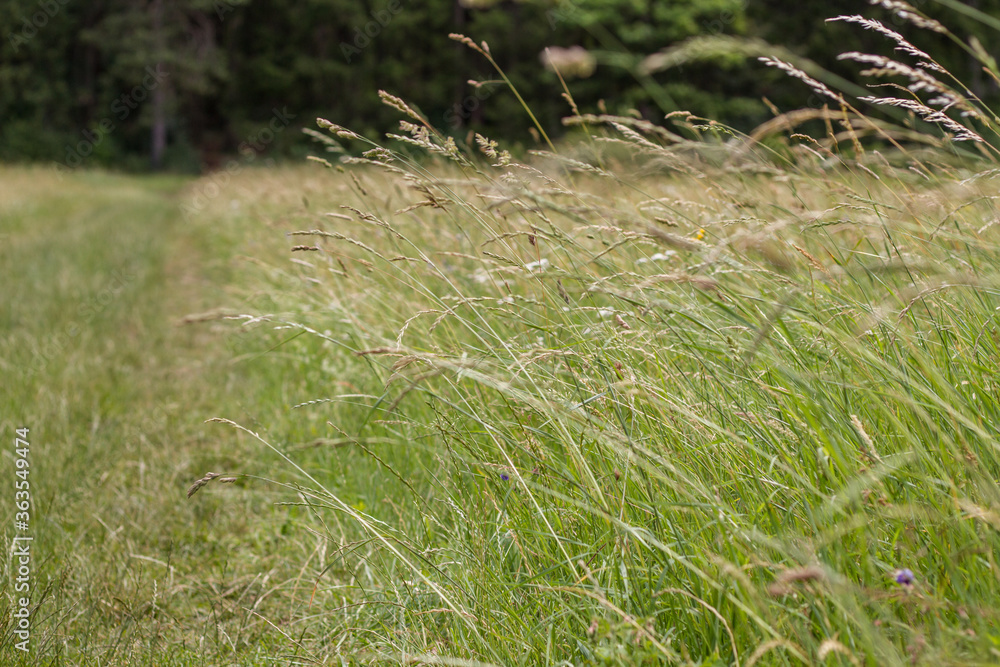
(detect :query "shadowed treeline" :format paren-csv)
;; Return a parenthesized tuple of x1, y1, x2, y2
(2, 0, 998, 171)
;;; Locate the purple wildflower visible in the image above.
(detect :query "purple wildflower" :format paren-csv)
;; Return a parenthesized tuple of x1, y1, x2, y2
(501, 473, 510, 481)
(894, 568, 915, 586)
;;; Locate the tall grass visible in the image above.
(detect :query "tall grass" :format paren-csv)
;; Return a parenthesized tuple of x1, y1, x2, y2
(195, 7, 1000, 665)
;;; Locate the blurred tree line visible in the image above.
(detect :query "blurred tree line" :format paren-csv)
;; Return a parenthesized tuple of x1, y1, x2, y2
(1, 0, 996, 171)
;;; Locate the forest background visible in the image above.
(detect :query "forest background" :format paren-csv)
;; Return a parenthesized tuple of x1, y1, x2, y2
(4, 0, 998, 172)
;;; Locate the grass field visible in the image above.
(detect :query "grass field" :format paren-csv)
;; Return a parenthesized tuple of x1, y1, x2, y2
(0, 165, 350, 664)
(4, 114, 1000, 666)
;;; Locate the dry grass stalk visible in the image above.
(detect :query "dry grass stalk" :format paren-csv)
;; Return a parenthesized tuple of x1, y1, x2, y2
(827, 15, 940, 69)
(767, 565, 827, 596)
(868, 0, 946, 33)
(187, 472, 222, 498)
(850, 414, 881, 462)
(791, 243, 830, 275)
(758, 57, 846, 105)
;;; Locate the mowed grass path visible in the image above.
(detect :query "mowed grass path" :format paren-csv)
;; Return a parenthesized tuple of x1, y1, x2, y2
(0, 167, 321, 665)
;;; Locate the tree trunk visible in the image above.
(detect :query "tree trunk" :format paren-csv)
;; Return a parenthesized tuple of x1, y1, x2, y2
(453, 0, 467, 127)
(151, 81, 167, 170)
(150, 0, 167, 170)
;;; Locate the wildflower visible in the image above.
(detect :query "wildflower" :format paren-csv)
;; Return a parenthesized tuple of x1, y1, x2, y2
(500, 473, 510, 481)
(894, 568, 915, 586)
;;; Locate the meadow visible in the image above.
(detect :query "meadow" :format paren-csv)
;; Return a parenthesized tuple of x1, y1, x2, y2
(6, 11, 1000, 666)
(4, 118, 1000, 665)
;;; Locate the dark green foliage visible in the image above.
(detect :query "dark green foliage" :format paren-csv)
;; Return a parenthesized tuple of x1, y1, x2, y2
(1, 0, 998, 169)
